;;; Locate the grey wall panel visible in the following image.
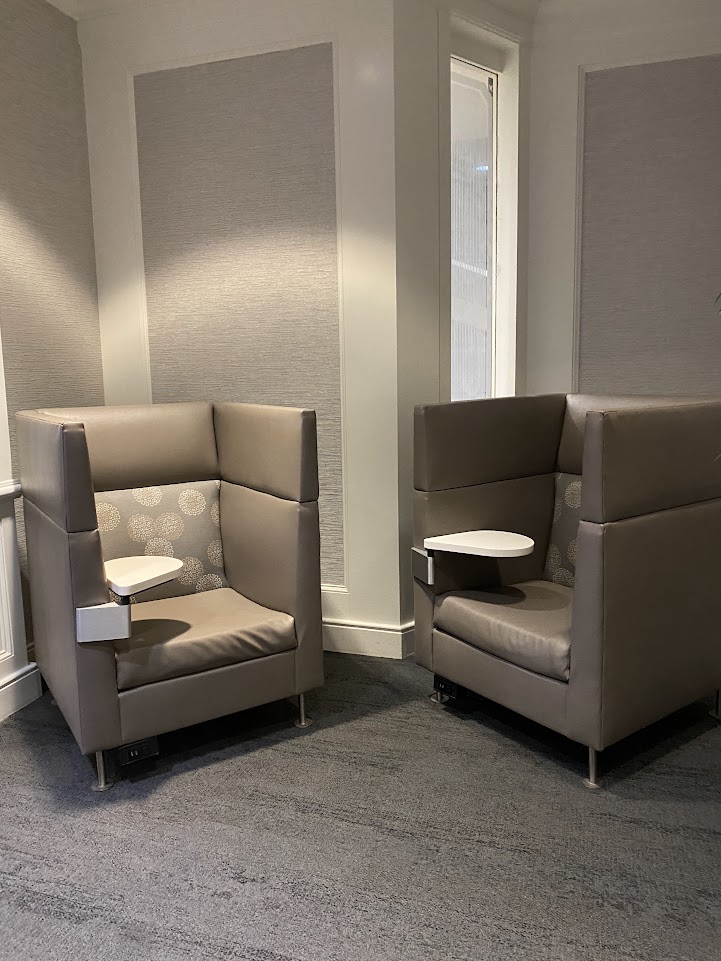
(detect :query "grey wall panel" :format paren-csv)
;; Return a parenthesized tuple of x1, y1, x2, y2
(0, 0, 104, 467)
(579, 55, 721, 393)
(0, 0, 104, 657)
(134, 44, 343, 585)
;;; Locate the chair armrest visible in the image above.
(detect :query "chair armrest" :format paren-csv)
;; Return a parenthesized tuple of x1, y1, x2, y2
(16, 410, 97, 532)
(582, 402, 721, 522)
(412, 547, 434, 586)
(215, 402, 322, 692)
(569, 507, 721, 750)
(76, 602, 131, 643)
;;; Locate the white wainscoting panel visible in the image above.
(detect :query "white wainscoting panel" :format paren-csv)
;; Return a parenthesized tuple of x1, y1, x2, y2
(0, 484, 41, 721)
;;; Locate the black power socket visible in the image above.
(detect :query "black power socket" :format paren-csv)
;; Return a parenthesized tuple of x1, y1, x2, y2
(116, 736, 159, 767)
(433, 675, 459, 699)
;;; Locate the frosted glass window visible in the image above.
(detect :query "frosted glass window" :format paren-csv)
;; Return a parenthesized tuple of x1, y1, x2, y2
(450, 59, 496, 401)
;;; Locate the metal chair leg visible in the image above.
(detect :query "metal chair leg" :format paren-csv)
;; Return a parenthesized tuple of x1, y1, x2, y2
(293, 692, 313, 729)
(583, 747, 600, 789)
(91, 750, 113, 792)
(429, 691, 449, 705)
(711, 690, 721, 721)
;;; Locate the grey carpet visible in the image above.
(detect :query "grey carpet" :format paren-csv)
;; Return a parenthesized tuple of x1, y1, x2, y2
(1, 654, 719, 961)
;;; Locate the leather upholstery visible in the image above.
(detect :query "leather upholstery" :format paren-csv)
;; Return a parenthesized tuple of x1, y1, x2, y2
(41, 403, 219, 491)
(118, 650, 297, 744)
(16, 401, 323, 757)
(23, 499, 120, 754)
(581, 403, 721, 522)
(116, 588, 296, 690)
(220, 481, 323, 693)
(557, 393, 717, 474)
(433, 629, 569, 735)
(16, 411, 97, 533)
(414, 394, 566, 492)
(569, 502, 721, 749)
(435, 581, 572, 682)
(214, 403, 319, 502)
(414, 474, 555, 590)
(413, 579, 435, 671)
(414, 393, 721, 756)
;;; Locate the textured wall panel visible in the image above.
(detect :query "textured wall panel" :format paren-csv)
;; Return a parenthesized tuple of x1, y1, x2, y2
(579, 55, 721, 393)
(0, 0, 104, 467)
(0, 0, 104, 657)
(135, 45, 343, 585)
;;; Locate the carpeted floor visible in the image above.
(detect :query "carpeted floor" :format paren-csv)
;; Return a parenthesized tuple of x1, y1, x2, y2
(1, 653, 720, 961)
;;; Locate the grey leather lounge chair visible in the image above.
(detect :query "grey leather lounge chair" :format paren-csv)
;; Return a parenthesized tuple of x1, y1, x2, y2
(16, 402, 323, 789)
(413, 394, 721, 787)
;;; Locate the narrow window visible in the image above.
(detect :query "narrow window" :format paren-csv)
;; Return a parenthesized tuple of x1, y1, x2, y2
(450, 59, 497, 400)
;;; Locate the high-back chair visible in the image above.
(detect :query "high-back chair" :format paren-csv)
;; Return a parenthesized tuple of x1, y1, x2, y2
(17, 402, 323, 789)
(413, 394, 721, 786)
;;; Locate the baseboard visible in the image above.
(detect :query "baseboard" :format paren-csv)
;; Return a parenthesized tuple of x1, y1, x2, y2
(323, 621, 414, 659)
(0, 663, 42, 722)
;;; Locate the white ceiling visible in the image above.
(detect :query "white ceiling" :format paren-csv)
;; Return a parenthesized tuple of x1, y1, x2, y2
(47, 0, 543, 22)
(46, 0, 151, 18)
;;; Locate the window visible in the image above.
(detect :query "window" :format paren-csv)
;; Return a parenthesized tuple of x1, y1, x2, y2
(450, 59, 497, 401)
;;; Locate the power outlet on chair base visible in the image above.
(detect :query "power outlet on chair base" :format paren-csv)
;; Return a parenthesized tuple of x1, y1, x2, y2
(434, 675, 459, 699)
(116, 737, 159, 767)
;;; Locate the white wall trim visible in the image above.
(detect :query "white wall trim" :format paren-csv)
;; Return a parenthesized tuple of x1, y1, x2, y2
(0, 663, 42, 723)
(0, 481, 41, 720)
(323, 619, 414, 659)
(445, 16, 522, 400)
(0, 480, 21, 499)
(571, 64, 586, 392)
(444, 0, 537, 42)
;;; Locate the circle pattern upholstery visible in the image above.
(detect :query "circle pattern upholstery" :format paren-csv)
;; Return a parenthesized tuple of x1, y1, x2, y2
(95, 480, 228, 600)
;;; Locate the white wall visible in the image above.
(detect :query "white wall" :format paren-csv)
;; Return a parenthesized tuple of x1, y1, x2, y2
(79, 0, 407, 656)
(526, 0, 721, 394)
(77, 0, 536, 657)
(0, 0, 99, 718)
(392, 0, 534, 623)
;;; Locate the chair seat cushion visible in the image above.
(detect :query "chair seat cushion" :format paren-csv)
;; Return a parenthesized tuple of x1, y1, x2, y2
(115, 588, 296, 691)
(434, 580, 572, 682)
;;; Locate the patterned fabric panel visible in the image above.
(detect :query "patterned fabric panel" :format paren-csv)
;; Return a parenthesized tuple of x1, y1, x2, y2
(543, 473, 582, 588)
(95, 480, 228, 601)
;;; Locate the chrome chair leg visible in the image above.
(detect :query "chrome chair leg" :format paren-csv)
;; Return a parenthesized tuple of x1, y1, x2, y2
(711, 690, 721, 721)
(293, 692, 313, 729)
(429, 691, 449, 705)
(583, 747, 600, 789)
(91, 750, 113, 792)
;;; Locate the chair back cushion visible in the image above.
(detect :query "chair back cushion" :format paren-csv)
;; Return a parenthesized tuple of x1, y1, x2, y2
(549, 393, 708, 584)
(44, 403, 218, 490)
(557, 394, 710, 474)
(542, 473, 581, 587)
(95, 479, 228, 601)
